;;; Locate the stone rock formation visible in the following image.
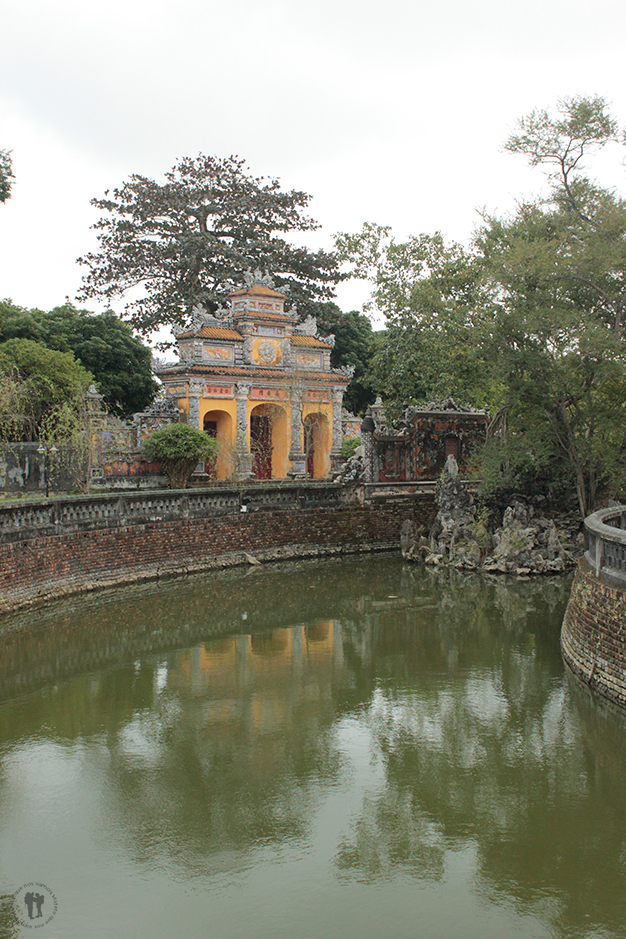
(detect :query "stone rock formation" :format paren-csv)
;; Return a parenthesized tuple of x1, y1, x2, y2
(333, 445, 365, 483)
(401, 463, 583, 574)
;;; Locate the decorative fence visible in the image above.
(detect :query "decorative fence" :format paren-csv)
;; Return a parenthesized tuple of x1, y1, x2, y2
(584, 505, 626, 584)
(0, 483, 354, 545)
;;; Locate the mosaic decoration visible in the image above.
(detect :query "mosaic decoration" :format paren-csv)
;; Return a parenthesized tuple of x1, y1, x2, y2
(204, 345, 233, 363)
(253, 338, 282, 366)
(296, 353, 322, 369)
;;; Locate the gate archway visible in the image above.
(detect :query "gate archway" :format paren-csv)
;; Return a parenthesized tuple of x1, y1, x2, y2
(303, 412, 330, 479)
(249, 404, 289, 479)
(202, 409, 233, 479)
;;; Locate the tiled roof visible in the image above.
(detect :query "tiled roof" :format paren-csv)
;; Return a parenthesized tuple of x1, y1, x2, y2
(229, 285, 287, 299)
(177, 327, 244, 340)
(291, 336, 331, 348)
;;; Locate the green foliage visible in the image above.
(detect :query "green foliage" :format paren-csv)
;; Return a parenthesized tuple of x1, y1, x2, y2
(0, 338, 93, 441)
(471, 505, 491, 552)
(0, 300, 157, 417)
(337, 96, 626, 517)
(335, 226, 494, 407)
(78, 154, 342, 335)
(475, 95, 626, 515)
(341, 436, 361, 459)
(314, 302, 376, 414)
(141, 423, 219, 489)
(0, 149, 13, 203)
(476, 430, 575, 503)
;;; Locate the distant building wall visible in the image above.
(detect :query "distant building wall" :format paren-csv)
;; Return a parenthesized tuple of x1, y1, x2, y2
(0, 443, 83, 493)
(363, 400, 489, 483)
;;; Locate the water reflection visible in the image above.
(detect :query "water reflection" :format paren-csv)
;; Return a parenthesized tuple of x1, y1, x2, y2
(1, 558, 625, 939)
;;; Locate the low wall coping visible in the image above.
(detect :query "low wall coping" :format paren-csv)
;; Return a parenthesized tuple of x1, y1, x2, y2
(0, 483, 359, 545)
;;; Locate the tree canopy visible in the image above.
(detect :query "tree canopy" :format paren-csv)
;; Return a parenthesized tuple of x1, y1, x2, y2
(313, 302, 376, 414)
(336, 96, 626, 514)
(335, 227, 492, 410)
(476, 96, 626, 514)
(78, 155, 342, 336)
(0, 338, 94, 441)
(0, 301, 158, 417)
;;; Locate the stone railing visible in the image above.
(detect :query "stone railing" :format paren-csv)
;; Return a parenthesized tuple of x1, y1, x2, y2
(363, 481, 437, 499)
(0, 483, 354, 545)
(584, 505, 626, 584)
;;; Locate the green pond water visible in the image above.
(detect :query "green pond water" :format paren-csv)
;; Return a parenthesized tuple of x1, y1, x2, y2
(1, 555, 626, 939)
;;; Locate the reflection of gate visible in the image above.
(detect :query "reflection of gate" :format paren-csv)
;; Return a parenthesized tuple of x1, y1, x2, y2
(251, 415, 272, 479)
(305, 422, 314, 477)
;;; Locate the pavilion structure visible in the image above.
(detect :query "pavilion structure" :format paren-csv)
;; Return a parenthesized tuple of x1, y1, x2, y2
(155, 275, 352, 481)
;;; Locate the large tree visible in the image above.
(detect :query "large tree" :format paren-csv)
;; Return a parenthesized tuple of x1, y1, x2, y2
(0, 301, 157, 417)
(476, 96, 626, 515)
(335, 226, 493, 410)
(77, 155, 342, 335)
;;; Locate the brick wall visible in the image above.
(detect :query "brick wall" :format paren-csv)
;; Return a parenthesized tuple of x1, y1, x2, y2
(0, 485, 436, 613)
(561, 558, 626, 708)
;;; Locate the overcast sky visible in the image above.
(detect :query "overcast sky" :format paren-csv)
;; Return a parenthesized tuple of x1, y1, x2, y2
(2, 0, 626, 340)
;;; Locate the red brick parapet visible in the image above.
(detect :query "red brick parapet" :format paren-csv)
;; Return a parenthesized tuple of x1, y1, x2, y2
(561, 558, 626, 709)
(0, 484, 436, 615)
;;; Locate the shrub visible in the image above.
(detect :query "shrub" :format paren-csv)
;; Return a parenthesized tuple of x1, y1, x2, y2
(142, 423, 218, 489)
(341, 436, 361, 460)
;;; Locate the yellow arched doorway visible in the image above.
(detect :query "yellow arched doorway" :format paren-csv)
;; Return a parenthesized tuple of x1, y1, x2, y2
(202, 409, 233, 480)
(303, 412, 330, 479)
(249, 403, 289, 479)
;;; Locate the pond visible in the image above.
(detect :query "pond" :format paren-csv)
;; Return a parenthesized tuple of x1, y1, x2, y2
(1, 556, 626, 939)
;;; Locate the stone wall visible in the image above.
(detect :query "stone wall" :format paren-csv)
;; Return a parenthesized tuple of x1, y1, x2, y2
(0, 484, 436, 614)
(561, 558, 626, 709)
(0, 443, 81, 493)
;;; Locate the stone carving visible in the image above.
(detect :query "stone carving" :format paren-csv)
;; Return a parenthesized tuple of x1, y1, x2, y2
(294, 315, 318, 337)
(133, 394, 181, 443)
(258, 340, 280, 365)
(191, 305, 222, 334)
(331, 387, 344, 455)
(332, 445, 365, 483)
(244, 269, 276, 288)
(214, 301, 230, 319)
(235, 384, 251, 439)
(444, 454, 458, 478)
(404, 398, 489, 417)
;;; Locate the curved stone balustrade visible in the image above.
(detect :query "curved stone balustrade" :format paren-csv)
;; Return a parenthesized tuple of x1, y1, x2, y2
(584, 505, 626, 584)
